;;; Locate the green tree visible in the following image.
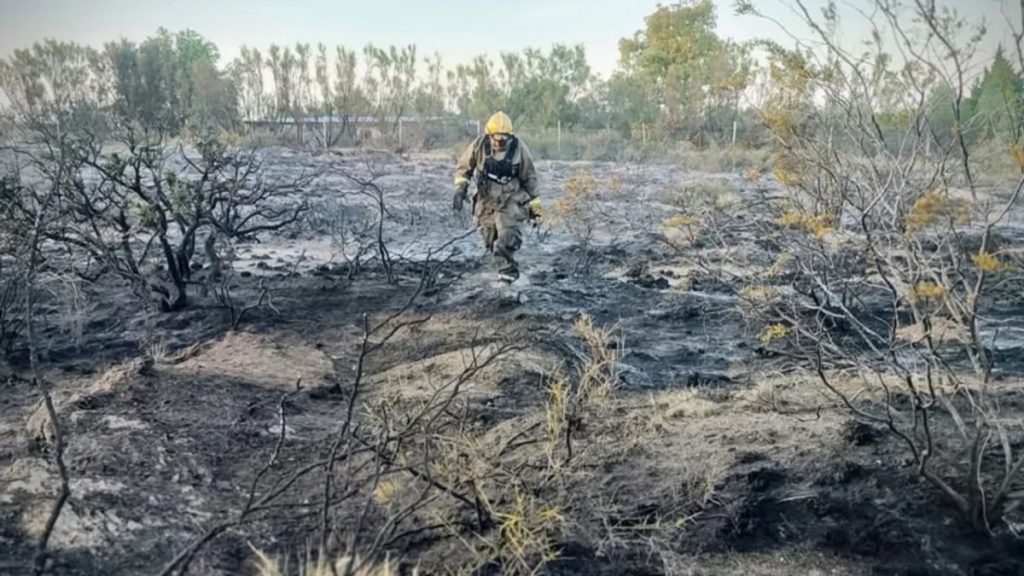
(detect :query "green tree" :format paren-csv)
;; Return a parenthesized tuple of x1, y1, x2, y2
(333, 46, 364, 134)
(450, 55, 502, 122)
(603, 71, 660, 134)
(362, 43, 417, 134)
(414, 52, 446, 117)
(232, 46, 266, 122)
(452, 44, 592, 130)
(926, 81, 959, 145)
(0, 40, 100, 129)
(295, 42, 312, 119)
(315, 43, 331, 120)
(104, 36, 177, 132)
(971, 45, 1023, 143)
(267, 44, 298, 124)
(103, 29, 233, 136)
(172, 28, 220, 121)
(186, 57, 239, 136)
(618, 0, 748, 144)
(518, 44, 592, 128)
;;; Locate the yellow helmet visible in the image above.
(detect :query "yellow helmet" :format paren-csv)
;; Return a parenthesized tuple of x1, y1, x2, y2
(485, 111, 514, 135)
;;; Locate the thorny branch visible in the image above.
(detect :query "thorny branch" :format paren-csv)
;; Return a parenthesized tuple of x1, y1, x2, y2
(18, 151, 70, 576)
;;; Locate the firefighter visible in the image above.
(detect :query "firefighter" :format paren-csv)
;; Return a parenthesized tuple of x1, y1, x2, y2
(453, 111, 542, 282)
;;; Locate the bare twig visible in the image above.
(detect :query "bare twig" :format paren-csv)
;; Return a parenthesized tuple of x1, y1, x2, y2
(32, 389, 68, 576)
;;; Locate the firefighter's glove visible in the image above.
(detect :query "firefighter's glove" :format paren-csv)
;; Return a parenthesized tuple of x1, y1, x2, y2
(527, 197, 543, 226)
(453, 186, 468, 213)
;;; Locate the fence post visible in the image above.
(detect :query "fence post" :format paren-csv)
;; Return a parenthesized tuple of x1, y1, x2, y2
(398, 118, 403, 148)
(642, 123, 647, 147)
(732, 120, 738, 147)
(557, 120, 562, 154)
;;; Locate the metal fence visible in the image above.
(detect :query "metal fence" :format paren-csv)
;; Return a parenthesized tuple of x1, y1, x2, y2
(241, 115, 774, 160)
(242, 115, 480, 150)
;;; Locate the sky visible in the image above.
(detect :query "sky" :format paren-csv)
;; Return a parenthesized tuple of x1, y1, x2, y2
(0, 0, 1018, 80)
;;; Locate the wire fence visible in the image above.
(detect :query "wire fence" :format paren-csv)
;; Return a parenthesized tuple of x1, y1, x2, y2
(241, 115, 775, 163)
(242, 116, 479, 151)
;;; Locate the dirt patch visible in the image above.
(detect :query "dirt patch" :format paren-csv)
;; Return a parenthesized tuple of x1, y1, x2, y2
(1, 325, 359, 574)
(168, 330, 334, 391)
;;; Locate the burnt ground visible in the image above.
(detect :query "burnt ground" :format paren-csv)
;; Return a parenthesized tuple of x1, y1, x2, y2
(2, 146, 1024, 575)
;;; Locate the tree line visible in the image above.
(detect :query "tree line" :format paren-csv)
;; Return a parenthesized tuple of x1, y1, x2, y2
(0, 0, 1021, 150)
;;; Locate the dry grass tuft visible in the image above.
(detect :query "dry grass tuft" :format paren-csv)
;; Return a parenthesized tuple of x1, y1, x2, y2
(663, 179, 737, 213)
(250, 544, 411, 576)
(544, 313, 620, 466)
(489, 486, 567, 571)
(648, 388, 724, 423)
(733, 381, 785, 413)
(676, 454, 730, 511)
